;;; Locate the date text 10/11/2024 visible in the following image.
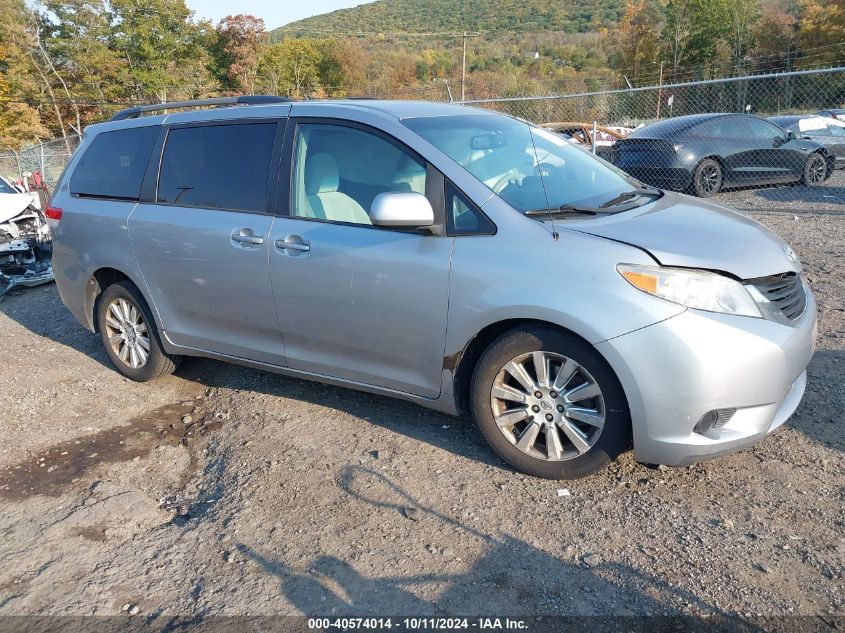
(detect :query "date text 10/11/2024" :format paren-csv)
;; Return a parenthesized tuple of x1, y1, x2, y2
(307, 617, 529, 630)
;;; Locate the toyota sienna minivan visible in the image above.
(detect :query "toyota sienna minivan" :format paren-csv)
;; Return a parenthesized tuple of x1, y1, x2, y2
(48, 96, 817, 479)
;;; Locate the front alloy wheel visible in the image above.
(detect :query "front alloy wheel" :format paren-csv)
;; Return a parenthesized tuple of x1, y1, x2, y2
(491, 351, 605, 461)
(803, 153, 827, 185)
(470, 326, 630, 479)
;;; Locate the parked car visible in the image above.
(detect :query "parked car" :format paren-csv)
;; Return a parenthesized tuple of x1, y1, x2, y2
(817, 108, 845, 120)
(49, 97, 816, 479)
(769, 114, 845, 169)
(1, 174, 43, 210)
(543, 121, 628, 160)
(611, 113, 833, 197)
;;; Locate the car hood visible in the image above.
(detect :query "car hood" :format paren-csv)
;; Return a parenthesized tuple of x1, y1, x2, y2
(563, 191, 801, 280)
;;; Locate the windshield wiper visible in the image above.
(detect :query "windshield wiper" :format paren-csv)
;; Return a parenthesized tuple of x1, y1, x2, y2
(524, 187, 664, 219)
(599, 187, 662, 209)
(525, 206, 599, 217)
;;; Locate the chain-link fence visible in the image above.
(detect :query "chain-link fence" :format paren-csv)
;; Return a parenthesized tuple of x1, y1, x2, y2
(2, 68, 844, 213)
(465, 67, 845, 212)
(0, 135, 80, 192)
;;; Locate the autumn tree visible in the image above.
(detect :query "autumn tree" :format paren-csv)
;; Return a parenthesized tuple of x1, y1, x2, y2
(796, 0, 845, 65)
(215, 14, 267, 94)
(0, 0, 47, 148)
(613, 0, 663, 82)
(317, 39, 366, 95)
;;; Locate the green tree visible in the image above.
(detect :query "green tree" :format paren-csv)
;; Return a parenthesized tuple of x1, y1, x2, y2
(109, 0, 217, 102)
(257, 39, 321, 97)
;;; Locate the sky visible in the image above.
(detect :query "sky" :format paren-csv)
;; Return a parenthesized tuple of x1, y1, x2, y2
(184, 0, 377, 29)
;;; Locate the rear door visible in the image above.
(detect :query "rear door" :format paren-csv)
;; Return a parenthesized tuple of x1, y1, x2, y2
(694, 116, 759, 184)
(129, 119, 287, 365)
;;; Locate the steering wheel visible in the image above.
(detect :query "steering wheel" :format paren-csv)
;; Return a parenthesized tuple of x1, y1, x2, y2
(491, 169, 522, 194)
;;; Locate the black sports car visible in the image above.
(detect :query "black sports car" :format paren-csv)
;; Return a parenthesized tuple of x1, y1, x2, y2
(769, 114, 845, 169)
(611, 113, 833, 197)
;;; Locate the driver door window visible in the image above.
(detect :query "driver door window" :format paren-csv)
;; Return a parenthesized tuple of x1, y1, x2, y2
(290, 123, 427, 226)
(746, 118, 786, 143)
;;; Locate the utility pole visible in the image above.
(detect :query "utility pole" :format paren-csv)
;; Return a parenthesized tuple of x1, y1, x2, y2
(656, 61, 664, 119)
(461, 31, 480, 102)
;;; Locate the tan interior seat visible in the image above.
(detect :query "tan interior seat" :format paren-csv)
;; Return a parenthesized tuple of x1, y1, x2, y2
(303, 153, 371, 225)
(390, 154, 427, 193)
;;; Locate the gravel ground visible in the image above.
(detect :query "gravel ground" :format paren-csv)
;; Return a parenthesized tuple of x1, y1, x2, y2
(717, 169, 845, 214)
(0, 209, 842, 621)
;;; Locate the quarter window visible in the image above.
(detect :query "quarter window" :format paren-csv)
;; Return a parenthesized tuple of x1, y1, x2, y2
(70, 126, 159, 200)
(447, 184, 494, 235)
(291, 123, 427, 226)
(157, 123, 276, 212)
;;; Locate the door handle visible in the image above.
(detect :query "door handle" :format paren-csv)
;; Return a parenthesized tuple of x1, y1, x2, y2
(231, 228, 264, 246)
(275, 237, 310, 253)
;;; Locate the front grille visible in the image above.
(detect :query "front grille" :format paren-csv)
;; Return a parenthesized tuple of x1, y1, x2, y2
(749, 272, 806, 321)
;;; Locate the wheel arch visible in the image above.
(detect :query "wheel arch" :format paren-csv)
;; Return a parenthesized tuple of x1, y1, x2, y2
(696, 154, 726, 173)
(450, 318, 628, 416)
(811, 148, 835, 179)
(84, 267, 160, 334)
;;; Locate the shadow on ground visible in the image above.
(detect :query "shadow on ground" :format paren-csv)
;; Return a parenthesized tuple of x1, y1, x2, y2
(233, 465, 764, 630)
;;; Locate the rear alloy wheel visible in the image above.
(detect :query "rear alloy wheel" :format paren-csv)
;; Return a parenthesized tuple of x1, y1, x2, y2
(803, 153, 827, 185)
(471, 326, 630, 479)
(693, 158, 722, 197)
(96, 281, 180, 382)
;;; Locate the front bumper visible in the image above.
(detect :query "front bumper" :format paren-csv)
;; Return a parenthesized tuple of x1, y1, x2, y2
(596, 286, 817, 466)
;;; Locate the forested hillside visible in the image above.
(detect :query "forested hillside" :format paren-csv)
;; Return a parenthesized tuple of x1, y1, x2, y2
(0, 0, 842, 151)
(272, 0, 626, 37)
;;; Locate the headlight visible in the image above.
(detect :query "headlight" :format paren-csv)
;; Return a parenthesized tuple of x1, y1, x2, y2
(617, 264, 762, 317)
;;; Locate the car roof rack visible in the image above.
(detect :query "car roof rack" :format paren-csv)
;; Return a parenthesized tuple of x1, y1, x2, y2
(110, 95, 293, 121)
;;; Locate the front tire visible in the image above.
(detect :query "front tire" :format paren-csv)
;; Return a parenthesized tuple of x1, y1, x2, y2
(470, 326, 630, 479)
(802, 152, 827, 185)
(96, 281, 180, 381)
(692, 158, 722, 197)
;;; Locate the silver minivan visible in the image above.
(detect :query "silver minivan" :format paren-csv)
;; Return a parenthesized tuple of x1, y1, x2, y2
(48, 97, 817, 479)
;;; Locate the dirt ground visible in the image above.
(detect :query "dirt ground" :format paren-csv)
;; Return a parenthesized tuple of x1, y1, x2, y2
(0, 208, 842, 622)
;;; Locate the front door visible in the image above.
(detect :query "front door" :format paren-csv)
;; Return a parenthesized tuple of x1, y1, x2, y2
(268, 121, 453, 398)
(129, 120, 286, 365)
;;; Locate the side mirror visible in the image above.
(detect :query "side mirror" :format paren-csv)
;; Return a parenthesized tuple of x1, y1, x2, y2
(786, 130, 797, 141)
(370, 192, 434, 228)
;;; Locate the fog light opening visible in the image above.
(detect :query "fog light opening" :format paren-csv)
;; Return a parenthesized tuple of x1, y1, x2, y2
(694, 408, 737, 435)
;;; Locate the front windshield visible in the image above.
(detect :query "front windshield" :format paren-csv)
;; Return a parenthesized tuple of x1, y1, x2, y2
(404, 114, 639, 213)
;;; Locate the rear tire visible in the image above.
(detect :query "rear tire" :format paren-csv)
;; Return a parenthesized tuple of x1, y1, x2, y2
(692, 158, 722, 197)
(96, 281, 180, 382)
(470, 326, 630, 479)
(802, 152, 827, 185)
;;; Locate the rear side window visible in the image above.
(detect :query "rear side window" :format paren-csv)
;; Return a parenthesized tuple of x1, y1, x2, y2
(157, 123, 276, 212)
(70, 126, 159, 200)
